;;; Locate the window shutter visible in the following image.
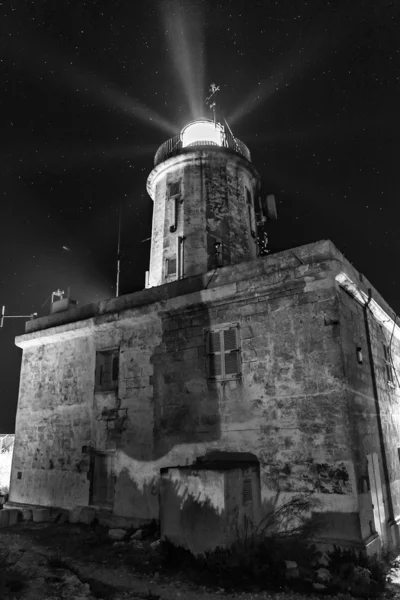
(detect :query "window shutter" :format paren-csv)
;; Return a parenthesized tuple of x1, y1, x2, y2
(224, 328, 239, 376)
(242, 478, 253, 506)
(102, 353, 112, 389)
(209, 331, 221, 353)
(209, 354, 222, 377)
(224, 328, 237, 351)
(95, 353, 105, 388)
(96, 350, 119, 391)
(207, 331, 222, 377)
(112, 354, 119, 382)
(383, 344, 394, 383)
(225, 352, 239, 375)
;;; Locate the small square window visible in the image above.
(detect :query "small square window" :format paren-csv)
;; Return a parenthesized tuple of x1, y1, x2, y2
(206, 325, 241, 380)
(168, 181, 180, 198)
(166, 257, 177, 276)
(95, 349, 119, 392)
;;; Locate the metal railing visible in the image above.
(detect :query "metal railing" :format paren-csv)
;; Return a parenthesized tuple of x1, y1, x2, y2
(154, 131, 251, 166)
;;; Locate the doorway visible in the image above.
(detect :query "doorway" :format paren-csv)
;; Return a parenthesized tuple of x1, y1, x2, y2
(89, 452, 116, 508)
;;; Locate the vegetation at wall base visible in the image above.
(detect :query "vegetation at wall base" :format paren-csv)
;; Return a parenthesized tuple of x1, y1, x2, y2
(325, 545, 397, 597)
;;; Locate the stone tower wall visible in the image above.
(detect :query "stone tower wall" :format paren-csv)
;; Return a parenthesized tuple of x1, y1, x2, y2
(147, 149, 260, 288)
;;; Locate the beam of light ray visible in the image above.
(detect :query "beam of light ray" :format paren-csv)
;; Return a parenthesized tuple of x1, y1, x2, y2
(227, 7, 371, 126)
(160, 0, 205, 120)
(65, 68, 177, 134)
(2, 19, 178, 135)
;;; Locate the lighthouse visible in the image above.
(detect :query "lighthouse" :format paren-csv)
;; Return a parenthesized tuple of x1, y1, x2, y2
(145, 116, 261, 288)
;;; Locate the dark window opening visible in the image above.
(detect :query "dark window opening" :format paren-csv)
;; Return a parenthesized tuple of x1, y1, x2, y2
(95, 349, 119, 392)
(166, 257, 177, 276)
(168, 180, 180, 198)
(383, 344, 395, 385)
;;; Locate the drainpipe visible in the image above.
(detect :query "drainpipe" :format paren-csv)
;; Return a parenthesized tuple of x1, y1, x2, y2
(363, 288, 395, 527)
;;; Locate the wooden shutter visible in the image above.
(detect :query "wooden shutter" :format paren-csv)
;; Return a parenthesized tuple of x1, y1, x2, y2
(383, 344, 394, 383)
(96, 350, 119, 391)
(224, 327, 239, 376)
(112, 354, 119, 383)
(242, 478, 253, 506)
(207, 327, 240, 379)
(208, 331, 222, 377)
(95, 352, 105, 389)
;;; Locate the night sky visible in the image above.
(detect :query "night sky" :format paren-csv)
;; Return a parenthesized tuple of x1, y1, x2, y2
(1, 0, 399, 431)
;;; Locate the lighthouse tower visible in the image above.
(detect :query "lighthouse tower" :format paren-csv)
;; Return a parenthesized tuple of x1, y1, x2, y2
(146, 117, 261, 288)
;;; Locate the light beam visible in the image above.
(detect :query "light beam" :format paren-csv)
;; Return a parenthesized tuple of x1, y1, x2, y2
(160, 0, 205, 120)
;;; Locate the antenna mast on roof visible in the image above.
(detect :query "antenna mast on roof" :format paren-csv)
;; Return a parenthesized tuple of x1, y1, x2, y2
(116, 203, 122, 298)
(1, 305, 37, 328)
(205, 83, 220, 125)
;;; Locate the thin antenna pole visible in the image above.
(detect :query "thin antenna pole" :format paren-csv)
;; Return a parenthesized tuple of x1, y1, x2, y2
(0, 305, 37, 327)
(116, 204, 122, 298)
(205, 83, 220, 126)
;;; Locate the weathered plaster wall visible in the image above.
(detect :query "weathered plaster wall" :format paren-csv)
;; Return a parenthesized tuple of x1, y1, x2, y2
(11, 337, 94, 508)
(0, 435, 14, 491)
(160, 463, 261, 554)
(338, 281, 400, 547)
(11, 241, 361, 543)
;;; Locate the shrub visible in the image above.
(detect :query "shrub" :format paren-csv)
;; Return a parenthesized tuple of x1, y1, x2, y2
(325, 544, 395, 596)
(160, 494, 323, 592)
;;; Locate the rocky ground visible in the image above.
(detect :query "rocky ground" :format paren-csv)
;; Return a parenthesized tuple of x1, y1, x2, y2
(0, 520, 399, 600)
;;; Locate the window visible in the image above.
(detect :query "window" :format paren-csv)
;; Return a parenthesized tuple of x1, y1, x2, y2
(246, 187, 256, 238)
(356, 346, 363, 364)
(168, 180, 180, 198)
(206, 325, 241, 379)
(166, 257, 177, 276)
(95, 349, 119, 392)
(383, 344, 395, 385)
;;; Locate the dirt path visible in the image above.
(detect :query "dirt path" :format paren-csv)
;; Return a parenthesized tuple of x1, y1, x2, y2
(0, 522, 399, 600)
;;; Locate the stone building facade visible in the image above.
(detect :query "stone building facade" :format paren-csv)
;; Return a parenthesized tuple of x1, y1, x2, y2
(8, 119, 400, 555)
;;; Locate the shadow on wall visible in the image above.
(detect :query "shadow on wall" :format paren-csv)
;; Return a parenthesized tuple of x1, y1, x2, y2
(158, 450, 366, 554)
(151, 303, 224, 459)
(160, 451, 262, 554)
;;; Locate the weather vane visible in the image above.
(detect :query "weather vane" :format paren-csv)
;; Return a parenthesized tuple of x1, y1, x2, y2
(205, 83, 220, 124)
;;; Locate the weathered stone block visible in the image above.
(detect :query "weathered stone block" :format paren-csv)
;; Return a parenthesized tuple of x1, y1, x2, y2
(6, 508, 19, 526)
(22, 508, 33, 521)
(0, 510, 9, 528)
(69, 506, 81, 524)
(79, 506, 96, 524)
(32, 508, 51, 522)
